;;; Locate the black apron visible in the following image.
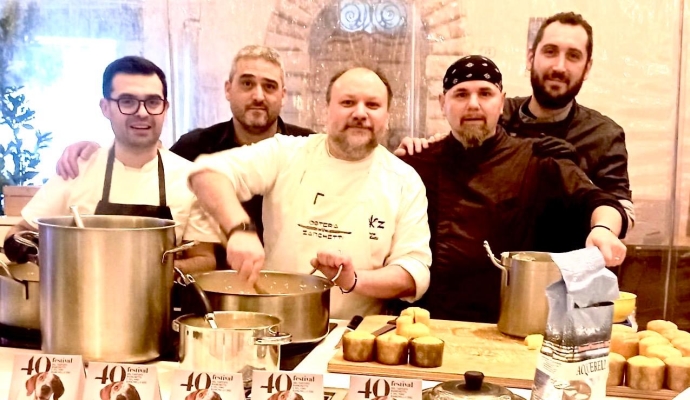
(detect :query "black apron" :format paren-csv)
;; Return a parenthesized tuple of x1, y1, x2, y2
(94, 147, 181, 358)
(94, 146, 173, 220)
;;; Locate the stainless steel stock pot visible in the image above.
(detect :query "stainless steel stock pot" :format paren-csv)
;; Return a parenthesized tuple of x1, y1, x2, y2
(31, 215, 193, 362)
(484, 241, 562, 338)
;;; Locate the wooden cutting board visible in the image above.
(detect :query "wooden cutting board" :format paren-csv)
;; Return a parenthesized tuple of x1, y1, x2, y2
(327, 315, 679, 400)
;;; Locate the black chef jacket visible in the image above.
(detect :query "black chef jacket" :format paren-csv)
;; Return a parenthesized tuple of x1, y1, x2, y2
(401, 127, 628, 323)
(501, 97, 631, 253)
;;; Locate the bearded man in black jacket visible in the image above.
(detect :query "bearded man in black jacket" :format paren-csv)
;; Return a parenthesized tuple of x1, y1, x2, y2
(401, 55, 628, 323)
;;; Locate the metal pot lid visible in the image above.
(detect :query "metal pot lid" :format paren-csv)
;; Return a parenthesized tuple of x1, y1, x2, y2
(425, 372, 525, 400)
(0, 260, 39, 282)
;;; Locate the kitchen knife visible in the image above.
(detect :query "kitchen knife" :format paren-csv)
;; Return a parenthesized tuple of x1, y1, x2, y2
(370, 319, 397, 336)
(334, 315, 364, 349)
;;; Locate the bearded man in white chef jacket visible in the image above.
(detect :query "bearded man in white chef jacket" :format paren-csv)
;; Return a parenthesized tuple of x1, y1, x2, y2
(188, 67, 432, 319)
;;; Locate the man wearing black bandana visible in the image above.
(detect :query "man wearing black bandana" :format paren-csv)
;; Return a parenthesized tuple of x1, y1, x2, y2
(400, 55, 629, 322)
(502, 12, 633, 254)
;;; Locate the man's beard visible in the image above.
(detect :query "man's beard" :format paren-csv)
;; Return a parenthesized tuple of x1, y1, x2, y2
(454, 123, 493, 148)
(329, 127, 378, 160)
(530, 68, 585, 110)
(234, 105, 279, 135)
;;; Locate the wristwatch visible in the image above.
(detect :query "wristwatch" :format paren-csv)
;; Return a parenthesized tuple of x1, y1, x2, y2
(223, 220, 257, 241)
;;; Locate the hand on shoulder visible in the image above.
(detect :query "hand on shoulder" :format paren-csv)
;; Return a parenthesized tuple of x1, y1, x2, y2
(56, 141, 101, 180)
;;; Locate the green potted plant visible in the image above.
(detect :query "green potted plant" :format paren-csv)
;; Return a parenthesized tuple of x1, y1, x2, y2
(0, 1, 51, 215)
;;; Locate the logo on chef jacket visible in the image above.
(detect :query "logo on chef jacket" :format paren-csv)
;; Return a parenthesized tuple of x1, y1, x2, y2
(298, 220, 351, 240)
(368, 215, 385, 240)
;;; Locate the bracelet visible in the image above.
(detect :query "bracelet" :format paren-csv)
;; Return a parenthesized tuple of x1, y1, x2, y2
(591, 224, 612, 232)
(222, 220, 257, 242)
(340, 271, 357, 294)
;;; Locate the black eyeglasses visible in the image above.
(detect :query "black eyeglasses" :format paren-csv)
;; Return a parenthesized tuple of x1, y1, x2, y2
(108, 96, 167, 115)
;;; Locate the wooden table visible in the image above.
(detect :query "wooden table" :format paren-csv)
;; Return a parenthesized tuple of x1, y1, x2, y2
(327, 315, 680, 400)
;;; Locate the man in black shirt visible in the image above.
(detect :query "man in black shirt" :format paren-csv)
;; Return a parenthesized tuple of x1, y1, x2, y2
(168, 45, 314, 244)
(402, 55, 628, 322)
(502, 12, 633, 252)
(170, 45, 314, 161)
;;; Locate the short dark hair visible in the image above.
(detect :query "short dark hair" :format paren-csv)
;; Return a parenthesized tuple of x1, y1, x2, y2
(102, 56, 168, 99)
(326, 67, 393, 109)
(531, 12, 593, 61)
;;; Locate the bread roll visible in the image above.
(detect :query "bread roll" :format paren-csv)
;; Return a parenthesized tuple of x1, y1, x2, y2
(611, 332, 639, 359)
(413, 308, 431, 327)
(395, 315, 414, 336)
(670, 330, 690, 343)
(400, 307, 431, 327)
(640, 336, 671, 355)
(648, 320, 678, 333)
(524, 334, 544, 350)
(675, 340, 690, 357)
(645, 345, 682, 361)
(626, 355, 665, 390)
(661, 329, 684, 341)
(637, 330, 663, 340)
(607, 352, 626, 386)
(409, 336, 444, 368)
(398, 322, 431, 340)
(375, 333, 409, 365)
(612, 324, 636, 334)
(665, 356, 690, 392)
(342, 331, 375, 362)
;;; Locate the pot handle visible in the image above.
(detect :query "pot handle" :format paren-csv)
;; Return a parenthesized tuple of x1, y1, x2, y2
(172, 319, 180, 332)
(10, 231, 40, 265)
(483, 241, 508, 292)
(0, 259, 15, 279)
(254, 332, 292, 345)
(308, 264, 343, 283)
(174, 267, 218, 329)
(13, 231, 39, 249)
(161, 240, 198, 263)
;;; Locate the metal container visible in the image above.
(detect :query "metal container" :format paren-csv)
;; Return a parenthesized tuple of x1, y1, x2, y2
(193, 270, 332, 343)
(173, 311, 291, 387)
(34, 215, 192, 362)
(484, 242, 562, 338)
(0, 259, 40, 329)
(423, 371, 526, 400)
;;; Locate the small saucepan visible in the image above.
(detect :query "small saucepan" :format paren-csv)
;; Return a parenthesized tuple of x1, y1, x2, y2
(173, 311, 291, 388)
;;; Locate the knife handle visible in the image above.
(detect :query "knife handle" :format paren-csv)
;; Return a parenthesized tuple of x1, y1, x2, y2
(347, 315, 364, 331)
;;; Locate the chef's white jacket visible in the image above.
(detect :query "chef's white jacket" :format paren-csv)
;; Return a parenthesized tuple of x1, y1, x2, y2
(191, 134, 432, 319)
(22, 146, 219, 244)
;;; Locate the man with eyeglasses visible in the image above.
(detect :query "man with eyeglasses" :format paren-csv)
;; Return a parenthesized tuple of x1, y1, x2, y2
(53, 46, 314, 269)
(3, 56, 219, 274)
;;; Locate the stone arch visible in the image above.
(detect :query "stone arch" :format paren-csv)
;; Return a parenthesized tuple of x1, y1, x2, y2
(265, 0, 468, 143)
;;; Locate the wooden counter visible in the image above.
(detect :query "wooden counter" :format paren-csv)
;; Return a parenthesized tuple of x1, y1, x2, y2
(327, 315, 681, 400)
